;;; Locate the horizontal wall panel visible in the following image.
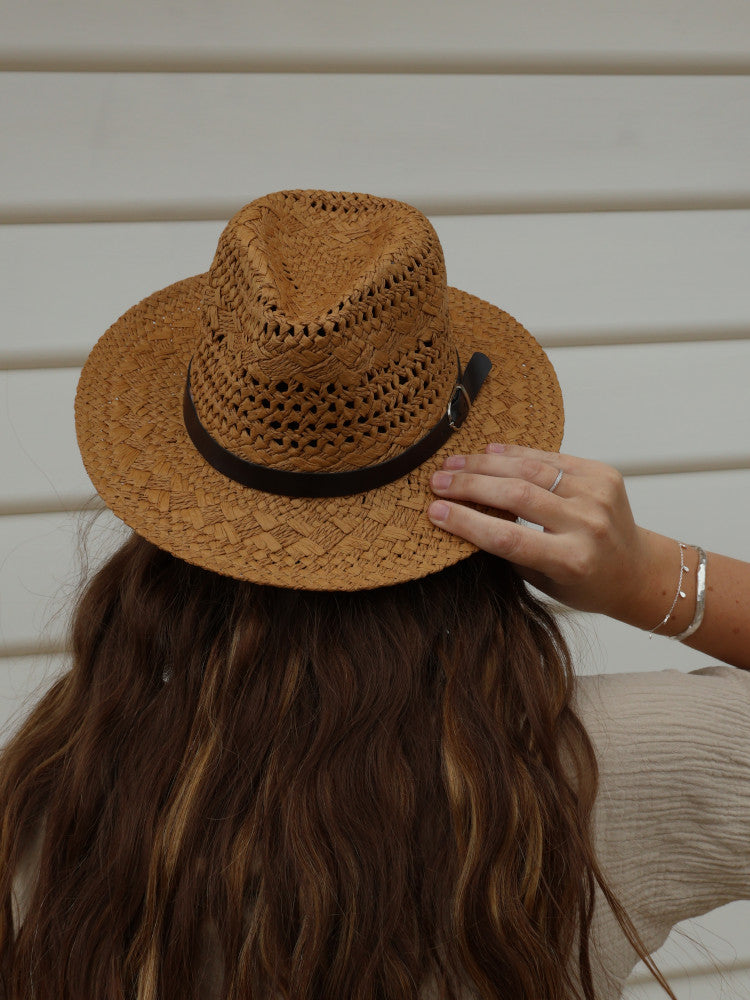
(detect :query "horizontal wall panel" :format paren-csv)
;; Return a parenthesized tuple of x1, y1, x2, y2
(627, 898, 750, 985)
(0, 653, 68, 746)
(625, 963, 750, 998)
(0, 510, 128, 654)
(442, 211, 750, 348)
(3, 210, 750, 367)
(556, 340, 750, 471)
(3, 340, 750, 510)
(3, 469, 750, 657)
(3, 74, 750, 221)
(3, 0, 750, 71)
(0, 220, 221, 368)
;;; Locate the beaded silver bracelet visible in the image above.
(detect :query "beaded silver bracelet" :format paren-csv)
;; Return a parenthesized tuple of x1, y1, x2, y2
(669, 546, 707, 641)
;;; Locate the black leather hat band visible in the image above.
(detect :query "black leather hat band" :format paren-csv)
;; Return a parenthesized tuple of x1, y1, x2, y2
(183, 350, 492, 499)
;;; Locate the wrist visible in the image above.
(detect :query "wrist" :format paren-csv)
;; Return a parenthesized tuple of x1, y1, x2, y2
(615, 529, 698, 635)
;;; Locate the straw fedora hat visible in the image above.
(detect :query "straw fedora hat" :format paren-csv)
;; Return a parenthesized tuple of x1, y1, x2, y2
(75, 189, 563, 591)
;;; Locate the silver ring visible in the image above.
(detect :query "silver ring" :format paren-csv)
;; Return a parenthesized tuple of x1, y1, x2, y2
(548, 468, 564, 494)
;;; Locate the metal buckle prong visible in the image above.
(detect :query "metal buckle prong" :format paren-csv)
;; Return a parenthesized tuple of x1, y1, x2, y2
(447, 382, 471, 430)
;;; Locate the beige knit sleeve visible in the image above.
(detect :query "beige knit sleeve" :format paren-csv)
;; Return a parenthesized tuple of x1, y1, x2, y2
(573, 665, 750, 989)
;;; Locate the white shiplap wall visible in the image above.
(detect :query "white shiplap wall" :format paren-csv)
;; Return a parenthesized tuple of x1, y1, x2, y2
(1, 2, 749, 996)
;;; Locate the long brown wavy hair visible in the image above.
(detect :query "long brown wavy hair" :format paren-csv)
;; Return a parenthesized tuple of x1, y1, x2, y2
(0, 531, 675, 1000)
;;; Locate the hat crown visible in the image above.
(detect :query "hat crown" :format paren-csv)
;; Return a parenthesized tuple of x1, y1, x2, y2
(189, 189, 458, 473)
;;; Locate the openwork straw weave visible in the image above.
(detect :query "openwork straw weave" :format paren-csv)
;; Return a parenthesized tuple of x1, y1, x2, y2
(75, 189, 563, 590)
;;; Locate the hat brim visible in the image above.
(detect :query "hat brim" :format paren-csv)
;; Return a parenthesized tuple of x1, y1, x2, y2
(75, 275, 563, 590)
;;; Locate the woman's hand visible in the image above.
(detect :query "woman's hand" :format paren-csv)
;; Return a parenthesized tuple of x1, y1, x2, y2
(427, 442, 750, 669)
(427, 443, 670, 626)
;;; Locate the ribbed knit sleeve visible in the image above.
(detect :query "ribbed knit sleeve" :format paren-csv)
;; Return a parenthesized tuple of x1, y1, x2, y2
(573, 665, 750, 996)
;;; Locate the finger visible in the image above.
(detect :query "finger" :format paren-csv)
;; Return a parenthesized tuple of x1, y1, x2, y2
(427, 498, 566, 577)
(441, 452, 580, 500)
(482, 442, 606, 479)
(484, 441, 597, 475)
(430, 471, 571, 532)
(442, 453, 572, 495)
(480, 447, 629, 513)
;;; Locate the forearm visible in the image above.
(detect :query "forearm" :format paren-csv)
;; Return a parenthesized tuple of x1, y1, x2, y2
(611, 528, 750, 671)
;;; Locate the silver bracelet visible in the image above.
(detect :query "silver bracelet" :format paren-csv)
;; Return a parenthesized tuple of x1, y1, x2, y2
(669, 546, 707, 641)
(649, 541, 690, 637)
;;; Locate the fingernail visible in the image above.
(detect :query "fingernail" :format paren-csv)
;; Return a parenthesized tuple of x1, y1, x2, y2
(428, 501, 449, 522)
(487, 442, 506, 453)
(431, 471, 452, 490)
(444, 454, 465, 469)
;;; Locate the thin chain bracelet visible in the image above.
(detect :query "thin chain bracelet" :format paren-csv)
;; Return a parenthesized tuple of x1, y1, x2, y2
(649, 540, 690, 638)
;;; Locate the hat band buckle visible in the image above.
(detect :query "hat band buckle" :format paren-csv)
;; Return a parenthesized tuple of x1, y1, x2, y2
(447, 381, 472, 431)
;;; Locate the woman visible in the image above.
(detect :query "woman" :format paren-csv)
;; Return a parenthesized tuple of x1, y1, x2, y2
(1, 189, 748, 1000)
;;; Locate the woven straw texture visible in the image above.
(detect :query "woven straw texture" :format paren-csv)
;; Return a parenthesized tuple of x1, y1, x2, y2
(75, 189, 563, 591)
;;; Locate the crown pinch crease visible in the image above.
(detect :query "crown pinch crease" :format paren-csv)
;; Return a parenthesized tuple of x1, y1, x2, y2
(182, 351, 492, 498)
(188, 191, 460, 474)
